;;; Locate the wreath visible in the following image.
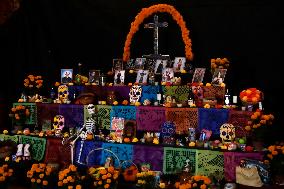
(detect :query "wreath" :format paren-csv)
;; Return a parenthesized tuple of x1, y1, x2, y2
(123, 4, 193, 62)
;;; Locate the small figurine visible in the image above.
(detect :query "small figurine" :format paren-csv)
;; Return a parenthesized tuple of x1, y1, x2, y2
(104, 156, 114, 168)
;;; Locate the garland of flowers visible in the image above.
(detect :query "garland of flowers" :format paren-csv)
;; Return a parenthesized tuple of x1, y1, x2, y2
(123, 4, 193, 62)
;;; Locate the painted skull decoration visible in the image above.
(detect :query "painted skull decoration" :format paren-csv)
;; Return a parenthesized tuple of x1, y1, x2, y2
(220, 123, 235, 144)
(87, 104, 96, 115)
(58, 85, 69, 102)
(53, 115, 65, 130)
(161, 121, 176, 145)
(129, 85, 142, 104)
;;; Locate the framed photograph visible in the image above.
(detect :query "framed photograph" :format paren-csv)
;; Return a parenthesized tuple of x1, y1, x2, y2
(162, 68, 174, 83)
(211, 68, 227, 85)
(144, 58, 156, 72)
(111, 117, 125, 131)
(154, 59, 167, 74)
(192, 68, 206, 83)
(89, 70, 100, 84)
(125, 59, 135, 70)
(136, 70, 149, 84)
(134, 58, 146, 70)
(114, 70, 125, 85)
(112, 58, 123, 71)
(173, 57, 186, 72)
(61, 69, 73, 84)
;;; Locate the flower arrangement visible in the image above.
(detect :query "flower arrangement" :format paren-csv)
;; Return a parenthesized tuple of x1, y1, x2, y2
(24, 75, 43, 95)
(0, 164, 13, 183)
(210, 58, 230, 74)
(175, 175, 211, 189)
(122, 165, 138, 182)
(123, 4, 193, 62)
(58, 164, 84, 189)
(88, 166, 119, 189)
(136, 171, 158, 189)
(244, 110, 274, 140)
(265, 144, 284, 175)
(26, 163, 54, 188)
(9, 105, 30, 125)
(239, 88, 262, 105)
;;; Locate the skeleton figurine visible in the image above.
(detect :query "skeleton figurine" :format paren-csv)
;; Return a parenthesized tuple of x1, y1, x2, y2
(53, 115, 65, 137)
(220, 123, 236, 144)
(58, 85, 69, 103)
(129, 85, 142, 104)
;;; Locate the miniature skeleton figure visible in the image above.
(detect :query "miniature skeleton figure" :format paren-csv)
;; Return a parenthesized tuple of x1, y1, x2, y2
(104, 156, 114, 168)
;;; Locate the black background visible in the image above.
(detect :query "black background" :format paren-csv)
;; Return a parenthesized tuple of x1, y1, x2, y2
(0, 0, 283, 142)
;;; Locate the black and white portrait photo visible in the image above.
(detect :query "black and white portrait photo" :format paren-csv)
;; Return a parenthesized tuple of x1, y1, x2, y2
(154, 59, 167, 74)
(192, 68, 206, 83)
(136, 70, 149, 84)
(114, 70, 125, 85)
(211, 68, 227, 85)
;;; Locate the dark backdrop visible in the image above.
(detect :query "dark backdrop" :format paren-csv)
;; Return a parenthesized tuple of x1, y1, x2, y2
(0, 0, 283, 141)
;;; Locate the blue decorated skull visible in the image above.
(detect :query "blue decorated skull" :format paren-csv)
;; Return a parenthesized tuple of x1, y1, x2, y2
(161, 121, 176, 144)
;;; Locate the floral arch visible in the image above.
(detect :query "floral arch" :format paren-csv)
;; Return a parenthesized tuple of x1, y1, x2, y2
(123, 4, 194, 62)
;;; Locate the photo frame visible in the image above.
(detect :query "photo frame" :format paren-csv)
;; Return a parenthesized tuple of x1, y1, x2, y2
(192, 68, 206, 83)
(144, 58, 156, 72)
(111, 117, 125, 131)
(136, 70, 149, 84)
(114, 70, 125, 85)
(134, 58, 146, 70)
(112, 58, 123, 71)
(173, 57, 186, 72)
(162, 68, 174, 83)
(123, 120, 136, 138)
(61, 69, 73, 84)
(154, 59, 167, 74)
(211, 68, 227, 85)
(89, 70, 100, 85)
(125, 59, 135, 70)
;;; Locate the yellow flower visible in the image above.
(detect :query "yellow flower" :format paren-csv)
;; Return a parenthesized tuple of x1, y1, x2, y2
(43, 180, 48, 186)
(220, 83, 226, 87)
(205, 83, 211, 87)
(5, 157, 10, 161)
(159, 182, 166, 188)
(3, 130, 8, 134)
(204, 104, 210, 109)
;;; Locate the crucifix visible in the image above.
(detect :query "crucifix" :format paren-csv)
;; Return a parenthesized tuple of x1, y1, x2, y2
(144, 15, 169, 60)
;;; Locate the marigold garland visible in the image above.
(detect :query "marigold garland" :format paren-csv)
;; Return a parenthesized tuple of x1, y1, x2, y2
(123, 4, 193, 62)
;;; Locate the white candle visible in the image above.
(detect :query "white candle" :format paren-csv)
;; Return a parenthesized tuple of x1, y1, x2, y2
(233, 96, 238, 104)
(157, 94, 162, 101)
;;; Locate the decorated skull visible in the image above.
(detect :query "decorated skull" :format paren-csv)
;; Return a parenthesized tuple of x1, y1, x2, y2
(220, 123, 235, 144)
(58, 85, 69, 102)
(53, 115, 65, 130)
(160, 121, 176, 145)
(129, 85, 142, 104)
(87, 104, 96, 115)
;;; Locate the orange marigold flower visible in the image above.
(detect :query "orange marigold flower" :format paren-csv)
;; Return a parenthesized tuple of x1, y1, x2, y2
(58, 181, 63, 186)
(104, 184, 110, 189)
(36, 179, 41, 183)
(76, 185, 82, 189)
(31, 178, 36, 183)
(200, 184, 207, 189)
(100, 169, 107, 175)
(272, 151, 278, 156)
(68, 186, 73, 189)
(43, 180, 48, 186)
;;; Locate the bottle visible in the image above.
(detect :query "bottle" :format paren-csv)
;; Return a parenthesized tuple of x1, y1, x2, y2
(224, 89, 231, 105)
(187, 87, 195, 107)
(50, 87, 56, 100)
(157, 86, 163, 105)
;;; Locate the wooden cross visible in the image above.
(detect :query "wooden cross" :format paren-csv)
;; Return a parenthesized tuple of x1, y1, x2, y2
(144, 15, 168, 60)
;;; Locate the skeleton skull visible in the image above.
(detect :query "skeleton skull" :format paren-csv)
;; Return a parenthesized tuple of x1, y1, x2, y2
(87, 104, 95, 115)
(129, 85, 142, 104)
(53, 115, 65, 130)
(220, 123, 235, 144)
(58, 85, 69, 102)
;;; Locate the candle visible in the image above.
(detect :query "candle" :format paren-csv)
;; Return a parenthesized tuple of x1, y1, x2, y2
(233, 96, 238, 104)
(157, 94, 162, 101)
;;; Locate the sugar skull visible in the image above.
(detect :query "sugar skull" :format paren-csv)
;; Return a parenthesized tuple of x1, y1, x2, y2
(87, 104, 95, 115)
(161, 121, 176, 145)
(58, 85, 69, 103)
(129, 85, 142, 104)
(220, 123, 235, 144)
(53, 115, 65, 130)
